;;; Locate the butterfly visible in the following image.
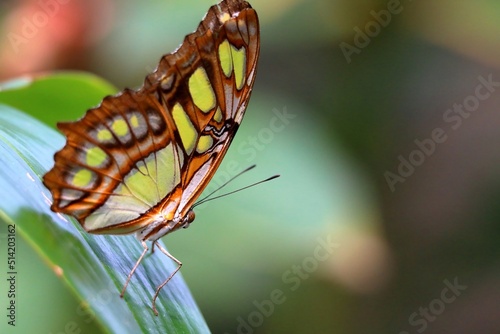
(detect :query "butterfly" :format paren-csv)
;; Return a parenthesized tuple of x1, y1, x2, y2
(43, 0, 260, 315)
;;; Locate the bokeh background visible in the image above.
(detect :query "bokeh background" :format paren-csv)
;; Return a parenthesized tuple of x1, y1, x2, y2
(1, 0, 500, 333)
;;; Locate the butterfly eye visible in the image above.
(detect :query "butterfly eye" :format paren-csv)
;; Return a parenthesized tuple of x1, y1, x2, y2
(187, 210, 196, 223)
(182, 210, 196, 229)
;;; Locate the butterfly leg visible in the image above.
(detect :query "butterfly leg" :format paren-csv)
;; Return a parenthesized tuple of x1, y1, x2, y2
(120, 240, 149, 298)
(151, 241, 182, 316)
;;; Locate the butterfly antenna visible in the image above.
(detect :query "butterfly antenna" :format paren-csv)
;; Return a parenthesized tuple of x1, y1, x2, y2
(193, 166, 279, 207)
(195, 164, 256, 204)
(194, 175, 280, 206)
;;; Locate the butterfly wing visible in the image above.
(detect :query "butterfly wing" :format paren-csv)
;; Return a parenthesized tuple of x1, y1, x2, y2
(43, 0, 260, 235)
(147, 0, 260, 218)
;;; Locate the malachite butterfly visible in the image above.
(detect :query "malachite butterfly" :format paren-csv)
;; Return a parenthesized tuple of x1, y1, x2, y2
(43, 0, 260, 315)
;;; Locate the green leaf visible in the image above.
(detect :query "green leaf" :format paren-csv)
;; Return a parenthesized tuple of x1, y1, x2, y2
(0, 73, 210, 333)
(0, 72, 118, 128)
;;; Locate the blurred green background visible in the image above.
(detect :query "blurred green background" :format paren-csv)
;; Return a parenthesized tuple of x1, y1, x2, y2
(1, 0, 500, 333)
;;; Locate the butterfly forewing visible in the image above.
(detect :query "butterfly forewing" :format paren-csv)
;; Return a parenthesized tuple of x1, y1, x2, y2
(43, 0, 260, 238)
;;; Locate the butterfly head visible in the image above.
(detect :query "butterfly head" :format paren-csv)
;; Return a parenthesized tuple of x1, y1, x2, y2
(181, 210, 196, 229)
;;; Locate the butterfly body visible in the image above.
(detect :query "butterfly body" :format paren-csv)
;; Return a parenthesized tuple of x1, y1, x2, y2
(43, 0, 260, 314)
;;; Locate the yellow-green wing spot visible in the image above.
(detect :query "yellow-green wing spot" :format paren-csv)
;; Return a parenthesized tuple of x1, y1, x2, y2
(189, 67, 216, 113)
(97, 128, 113, 141)
(196, 135, 213, 154)
(72, 169, 93, 188)
(86, 146, 108, 167)
(112, 119, 129, 137)
(214, 107, 223, 123)
(130, 115, 139, 127)
(219, 39, 233, 78)
(231, 45, 246, 90)
(172, 103, 197, 154)
(219, 40, 247, 90)
(122, 144, 178, 205)
(127, 112, 149, 140)
(84, 144, 182, 231)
